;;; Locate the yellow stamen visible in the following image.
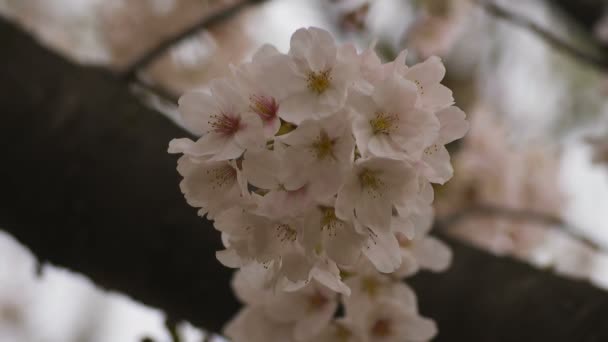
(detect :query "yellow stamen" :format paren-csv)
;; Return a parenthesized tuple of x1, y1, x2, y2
(307, 69, 332, 94)
(311, 130, 336, 160)
(359, 169, 383, 190)
(369, 111, 397, 135)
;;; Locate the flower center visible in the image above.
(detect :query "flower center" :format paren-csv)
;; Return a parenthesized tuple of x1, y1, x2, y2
(359, 169, 383, 191)
(307, 69, 332, 94)
(249, 94, 279, 122)
(371, 319, 392, 337)
(209, 112, 241, 136)
(311, 130, 336, 160)
(369, 112, 398, 135)
(206, 164, 237, 190)
(320, 207, 342, 237)
(275, 223, 297, 242)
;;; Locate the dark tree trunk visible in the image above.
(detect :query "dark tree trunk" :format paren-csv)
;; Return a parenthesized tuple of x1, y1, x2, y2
(2, 17, 608, 341)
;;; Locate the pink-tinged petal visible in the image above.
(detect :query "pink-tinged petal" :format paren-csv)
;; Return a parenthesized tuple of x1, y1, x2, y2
(422, 144, 453, 184)
(178, 90, 216, 134)
(414, 236, 452, 272)
(231, 269, 263, 305)
(391, 282, 418, 309)
(290, 27, 337, 72)
(281, 252, 313, 284)
(280, 91, 317, 124)
(265, 292, 309, 323)
(281, 119, 320, 145)
(167, 137, 196, 154)
(363, 229, 401, 273)
(234, 112, 265, 149)
(252, 43, 280, 61)
(326, 226, 364, 266)
(372, 75, 418, 112)
(355, 191, 392, 233)
(437, 105, 469, 144)
(348, 89, 378, 116)
(421, 83, 454, 111)
(392, 216, 415, 240)
(406, 55, 446, 86)
(392, 108, 440, 159)
(209, 77, 242, 111)
(310, 259, 351, 295)
(184, 132, 229, 157)
(395, 251, 420, 278)
(208, 136, 244, 161)
(216, 249, 243, 268)
(335, 175, 360, 221)
(395, 311, 438, 341)
(368, 135, 405, 159)
(242, 149, 280, 190)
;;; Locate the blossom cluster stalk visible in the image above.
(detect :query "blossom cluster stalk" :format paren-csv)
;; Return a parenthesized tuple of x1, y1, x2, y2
(169, 27, 468, 342)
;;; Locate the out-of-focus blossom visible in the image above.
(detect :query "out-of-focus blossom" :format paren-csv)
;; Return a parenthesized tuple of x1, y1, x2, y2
(433, 106, 600, 279)
(404, 0, 471, 59)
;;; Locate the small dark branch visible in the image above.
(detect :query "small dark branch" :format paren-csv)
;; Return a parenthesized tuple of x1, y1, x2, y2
(437, 204, 602, 251)
(132, 79, 180, 105)
(477, 0, 608, 72)
(121, 0, 265, 82)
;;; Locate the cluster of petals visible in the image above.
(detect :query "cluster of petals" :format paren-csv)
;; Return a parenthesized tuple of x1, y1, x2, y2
(169, 27, 468, 341)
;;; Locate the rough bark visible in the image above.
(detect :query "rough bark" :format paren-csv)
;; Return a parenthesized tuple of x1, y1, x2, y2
(2, 17, 608, 341)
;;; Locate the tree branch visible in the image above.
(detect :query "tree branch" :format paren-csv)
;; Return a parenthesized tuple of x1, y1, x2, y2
(437, 204, 602, 251)
(477, 0, 608, 72)
(121, 0, 265, 82)
(3, 17, 608, 341)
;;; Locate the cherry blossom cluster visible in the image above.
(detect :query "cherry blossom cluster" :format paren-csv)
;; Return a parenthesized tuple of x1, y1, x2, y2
(169, 27, 468, 341)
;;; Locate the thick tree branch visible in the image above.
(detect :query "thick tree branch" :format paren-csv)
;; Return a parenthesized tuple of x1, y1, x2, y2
(478, 0, 608, 72)
(3, 18, 608, 341)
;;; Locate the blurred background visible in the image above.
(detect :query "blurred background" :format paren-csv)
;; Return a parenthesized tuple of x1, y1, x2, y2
(1, 0, 608, 341)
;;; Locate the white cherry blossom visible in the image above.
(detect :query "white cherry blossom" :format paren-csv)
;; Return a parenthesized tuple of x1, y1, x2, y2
(336, 158, 418, 233)
(168, 26, 468, 342)
(385, 50, 454, 112)
(278, 27, 360, 124)
(350, 74, 440, 160)
(280, 113, 355, 200)
(174, 156, 247, 219)
(169, 77, 265, 160)
(418, 105, 469, 184)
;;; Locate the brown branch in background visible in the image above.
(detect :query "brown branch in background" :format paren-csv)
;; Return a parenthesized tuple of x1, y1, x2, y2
(121, 0, 266, 82)
(476, 0, 608, 72)
(437, 204, 602, 251)
(6, 18, 608, 340)
(132, 80, 180, 105)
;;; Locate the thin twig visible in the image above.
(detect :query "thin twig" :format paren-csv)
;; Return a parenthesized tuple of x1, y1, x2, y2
(436, 204, 602, 251)
(121, 0, 265, 82)
(476, 0, 608, 72)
